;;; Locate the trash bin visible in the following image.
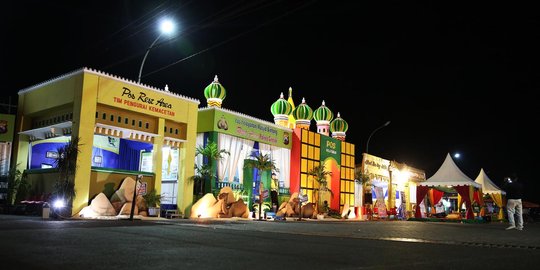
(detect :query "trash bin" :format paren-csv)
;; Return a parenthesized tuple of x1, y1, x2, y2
(42, 203, 50, 219)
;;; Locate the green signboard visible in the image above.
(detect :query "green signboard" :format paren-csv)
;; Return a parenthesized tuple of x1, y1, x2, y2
(320, 135, 341, 164)
(198, 108, 292, 149)
(0, 114, 15, 142)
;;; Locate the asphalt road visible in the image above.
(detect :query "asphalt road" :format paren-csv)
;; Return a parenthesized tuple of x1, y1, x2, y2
(1, 215, 539, 269)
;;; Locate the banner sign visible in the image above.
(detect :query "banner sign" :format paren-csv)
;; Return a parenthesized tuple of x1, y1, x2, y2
(320, 135, 341, 163)
(199, 108, 292, 149)
(0, 114, 15, 142)
(362, 153, 390, 179)
(97, 78, 190, 121)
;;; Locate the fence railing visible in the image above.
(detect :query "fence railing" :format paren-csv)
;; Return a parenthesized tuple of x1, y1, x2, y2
(216, 182, 290, 195)
(217, 181, 244, 190)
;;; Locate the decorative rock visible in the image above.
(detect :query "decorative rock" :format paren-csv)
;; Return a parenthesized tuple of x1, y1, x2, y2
(90, 193, 116, 216)
(219, 186, 235, 203)
(119, 202, 138, 216)
(110, 177, 137, 204)
(190, 193, 221, 218)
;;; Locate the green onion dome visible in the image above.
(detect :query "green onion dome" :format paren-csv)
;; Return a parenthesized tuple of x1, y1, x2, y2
(313, 100, 334, 122)
(292, 97, 313, 121)
(330, 112, 348, 133)
(204, 75, 226, 107)
(271, 92, 293, 116)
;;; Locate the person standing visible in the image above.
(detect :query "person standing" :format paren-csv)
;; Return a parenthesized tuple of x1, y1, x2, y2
(270, 173, 279, 213)
(503, 176, 524, 230)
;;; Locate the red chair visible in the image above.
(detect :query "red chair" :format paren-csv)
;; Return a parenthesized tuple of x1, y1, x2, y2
(372, 207, 379, 220)
(388, 207, 397, 220)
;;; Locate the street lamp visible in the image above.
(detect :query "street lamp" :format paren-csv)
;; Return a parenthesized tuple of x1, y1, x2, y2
(365, 121, 391, 154)
(137, 18, 176, 83)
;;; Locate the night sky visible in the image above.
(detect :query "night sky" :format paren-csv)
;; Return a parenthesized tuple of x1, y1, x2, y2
(2, 1, 538, 202)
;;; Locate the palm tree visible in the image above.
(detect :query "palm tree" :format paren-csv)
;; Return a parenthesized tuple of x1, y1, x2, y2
(355, 169, 372, 205)
(354, 170, 370, 185)
(5, 164, 30, 205)
(244, 153, 278, 220)
(52, 136, 81, 216)
(308, 165, 333, 213)
(191, 140, 229, 196)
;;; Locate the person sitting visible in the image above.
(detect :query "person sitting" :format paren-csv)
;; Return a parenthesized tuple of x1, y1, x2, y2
(433, 201, 447, 218)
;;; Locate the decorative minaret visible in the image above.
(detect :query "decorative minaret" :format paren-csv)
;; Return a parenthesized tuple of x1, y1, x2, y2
(313, 100, 334, 136)
(291, 97, 313, 130)
(287, 87, 296, 129)
(330, 112, 349, 141)
(204, 75, 226, 107)
(270, 92, 293, 128)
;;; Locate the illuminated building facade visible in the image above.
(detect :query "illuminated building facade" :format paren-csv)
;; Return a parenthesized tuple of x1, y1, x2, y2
(12, 68, 199, 215)
(271, 90, 357, 213)
(358, 153, 426, 218)
(196, 77, 293, 216)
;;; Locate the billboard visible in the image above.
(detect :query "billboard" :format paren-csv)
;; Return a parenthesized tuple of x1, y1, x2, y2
(198, 108, 292, 149)
(0, 114, 15, 142)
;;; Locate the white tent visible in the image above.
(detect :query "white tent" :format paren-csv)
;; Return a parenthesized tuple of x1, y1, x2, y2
(419, 153, 481, 188)
(415, 153, 480, 219)
(475, 168, 505, 220)
(474, 168, 505, 195)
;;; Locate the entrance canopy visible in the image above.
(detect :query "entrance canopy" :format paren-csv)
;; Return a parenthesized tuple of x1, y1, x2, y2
(416, 153, 480, 219)
(419, 153, 480, 188)
(474, 168, 505, 195)
(475, 168, 505, 220)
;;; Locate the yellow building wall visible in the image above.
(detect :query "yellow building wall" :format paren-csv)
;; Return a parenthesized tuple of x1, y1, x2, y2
(71, 73, 98, 214)
(178, 102, 198, 216)
(14, 73, 83, 173)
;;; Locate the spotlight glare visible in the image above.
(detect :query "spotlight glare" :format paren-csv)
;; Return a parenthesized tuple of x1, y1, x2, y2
(53, 199, 65, 209)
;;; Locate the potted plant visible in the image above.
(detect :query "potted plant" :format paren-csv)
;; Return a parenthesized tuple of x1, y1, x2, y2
(252, 201, 272, 219)
(143, 189, 162, 217)
(189, 140, 229, 198)
(243, 153, 278, 221)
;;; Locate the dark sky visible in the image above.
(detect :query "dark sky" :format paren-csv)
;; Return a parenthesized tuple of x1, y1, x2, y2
(2, 1, 538, 202)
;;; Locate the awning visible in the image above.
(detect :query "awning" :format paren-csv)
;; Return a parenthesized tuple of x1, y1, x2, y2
(19, 121, 72, 141)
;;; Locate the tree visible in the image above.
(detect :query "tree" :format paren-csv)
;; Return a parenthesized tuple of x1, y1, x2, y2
(52, 136, 81, 215)
(244, 153, 278, 220)
(355, 170, 372, 205)
(308, 165, 333, 213)
(190, 140, 229, 196)
(5, 165, 29, 205)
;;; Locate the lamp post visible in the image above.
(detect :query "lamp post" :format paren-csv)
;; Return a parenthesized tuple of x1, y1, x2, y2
(365, 121, 391, 154)
(137, 18, 176, 83)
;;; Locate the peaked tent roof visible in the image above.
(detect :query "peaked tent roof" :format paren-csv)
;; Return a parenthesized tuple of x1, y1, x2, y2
(474, 168, 506, 195)
(419, 153, 481, 188)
